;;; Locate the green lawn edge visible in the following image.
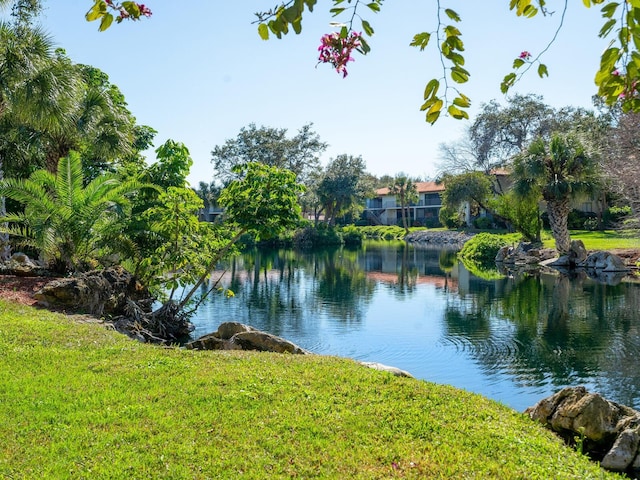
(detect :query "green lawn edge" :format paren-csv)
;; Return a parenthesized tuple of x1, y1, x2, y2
(0, 300, 622, 479)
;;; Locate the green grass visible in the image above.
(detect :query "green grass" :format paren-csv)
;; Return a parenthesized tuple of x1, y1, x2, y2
(542, 229, 640, 251)
(0, 300, 622, 479)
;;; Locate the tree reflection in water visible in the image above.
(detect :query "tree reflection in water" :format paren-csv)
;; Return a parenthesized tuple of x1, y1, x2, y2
(194, 242, 640, 409)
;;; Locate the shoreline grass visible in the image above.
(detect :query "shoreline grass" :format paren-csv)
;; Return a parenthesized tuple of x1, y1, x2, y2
(0, 300, 622, 479)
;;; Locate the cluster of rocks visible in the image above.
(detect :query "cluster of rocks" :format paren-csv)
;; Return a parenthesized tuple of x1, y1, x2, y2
(405, 230, 475, 247)
(527, 386, 640, 476)
(495, 242, 557, 268)
(496, 240, 631, 282)
(34, 266, 152, 316)
(0, 252, 49, 277)
(186, 322, 309, 354)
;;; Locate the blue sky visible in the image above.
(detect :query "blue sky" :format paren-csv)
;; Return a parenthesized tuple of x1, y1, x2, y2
(13, 1, 609, 184)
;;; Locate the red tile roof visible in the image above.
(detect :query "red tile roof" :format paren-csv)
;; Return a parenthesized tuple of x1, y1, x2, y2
(375, 181, 446, 196)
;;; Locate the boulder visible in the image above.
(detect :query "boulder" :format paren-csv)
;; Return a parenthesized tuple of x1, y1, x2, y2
(581, 251, 629, 272)
(527, 386, 640, 475)
(34, 266, 151, 316)
(217, 321, 256, 340)
(0, 252, 46, 276)
(601, 427, 640, 472)
(231, 331, 308, 354)
(569, 240, 588, 264)
(187, 322, 308, 354)
(185, 332, 236, 351)
(360, 361, 413, 378)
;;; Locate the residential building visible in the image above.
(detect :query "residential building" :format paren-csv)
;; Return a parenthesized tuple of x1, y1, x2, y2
(365, 181, 445, 226)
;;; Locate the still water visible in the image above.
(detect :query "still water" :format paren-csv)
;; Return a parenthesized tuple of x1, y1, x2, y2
(191, 241, 640, 412)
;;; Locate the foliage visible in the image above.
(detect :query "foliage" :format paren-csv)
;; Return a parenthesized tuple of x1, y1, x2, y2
(0, 301, 621, 479)
(458, 232, 513, 265)
(512, 133, 600, 254)
(438, 205, 465, 229)
(137, 187, 235, 301)
(85, 1, 151, 31)
(0, 151, 146, 273)
(441, 171, 492, 215)
(210, 123, 326, 186)
(388, 174, 418, 234)
(253, 1, 640, 123)
(355, 225, 414, 240)
(491, 190, 541, 242)
(604, 205, 633, 227)
(315, 154, 373, 226)
(473, 216, 492, 230)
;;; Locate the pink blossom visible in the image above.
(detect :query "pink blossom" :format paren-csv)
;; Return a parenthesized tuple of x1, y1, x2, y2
(612, 69, 620, 76)
(317, 31, 362, 78)
(519, 51, 531, 60)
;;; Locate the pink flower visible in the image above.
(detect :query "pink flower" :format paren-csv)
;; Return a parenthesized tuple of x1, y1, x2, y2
(612, 69, 620, 76)
(317, 31, 362, 78)
(519, 51, 531, 60)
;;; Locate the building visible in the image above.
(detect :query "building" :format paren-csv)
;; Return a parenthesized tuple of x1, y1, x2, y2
(364, 181, 446, 226)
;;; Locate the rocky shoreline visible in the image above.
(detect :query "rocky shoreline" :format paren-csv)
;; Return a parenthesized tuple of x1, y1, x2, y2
(405, 230, 475, 247)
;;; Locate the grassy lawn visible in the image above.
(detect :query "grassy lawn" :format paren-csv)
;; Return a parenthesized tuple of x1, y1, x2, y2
(542, 229, 640, 251)
(0, 300, 622, 479)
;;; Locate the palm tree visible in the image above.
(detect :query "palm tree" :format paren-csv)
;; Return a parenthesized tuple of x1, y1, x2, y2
(0, 151, 145, 273)
(389, 174, 418, 234)
(0, 20, 78, 259)
(512, 134, 599, 255)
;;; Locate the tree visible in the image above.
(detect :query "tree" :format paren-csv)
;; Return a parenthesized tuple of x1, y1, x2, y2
(388, 174, 418, 234)
(0, 151, 145, 273)
(211, 123, 326, 186)
(315, 154, 372, 226)
(0, 20, 79, 260)
(512, 134, 600, 255)
(603, 111, 640, 224)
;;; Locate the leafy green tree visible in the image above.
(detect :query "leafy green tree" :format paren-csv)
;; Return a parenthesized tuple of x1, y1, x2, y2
(0, 151, 146, 273)
(316, 154, 372, 225)
(211, 123, 326, 186)
(512, 134, 600, 255)
(388, 174, 418, 234)
(178, 162, 304, 308)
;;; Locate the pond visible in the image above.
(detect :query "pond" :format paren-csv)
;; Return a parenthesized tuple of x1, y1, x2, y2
(190, 241, 640, 412)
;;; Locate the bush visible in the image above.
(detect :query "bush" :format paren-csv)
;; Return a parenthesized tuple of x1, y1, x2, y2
(439, 205, 464, 229)
(603, 205, 632, 227)
(458, 233, 511, 265)
(473, 216, 492, 230)
(340, 226, 364, 246)
(293, 225, 343, 247)
(583, 217, 599, 231)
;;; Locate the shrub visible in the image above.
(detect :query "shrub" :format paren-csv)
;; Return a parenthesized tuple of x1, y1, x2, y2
(473, 216, 492, 230)
(439, 205, 464, 229)
(340, 226, 364, 246)
(458, 233, 511, 265)
(603, 205, 632, 227)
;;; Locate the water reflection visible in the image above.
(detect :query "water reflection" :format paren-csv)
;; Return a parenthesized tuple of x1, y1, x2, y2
(192, 241, 640, 411)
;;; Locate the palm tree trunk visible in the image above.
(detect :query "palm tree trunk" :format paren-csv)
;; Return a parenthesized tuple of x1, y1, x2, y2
(547, 198, 571, 255)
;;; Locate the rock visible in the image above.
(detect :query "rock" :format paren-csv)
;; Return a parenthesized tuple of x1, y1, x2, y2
(569, 240, 588, 264)
(527, 387, 640, 475)
(548, 255, 571, 267)
(0, 252, 46, 276)
(360, 361, 413, 378)
(34, 266, 151, 316)
(185, 333, 235, 351)
(231, 331, 308, 354)
(187, 323, 309, 354)
(217, 321, 256, 340)
(495, 246, 512, 263)
(581, 251, 630, 272)
(601, 427, 640, 472)
(405, 230, 475, 248)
